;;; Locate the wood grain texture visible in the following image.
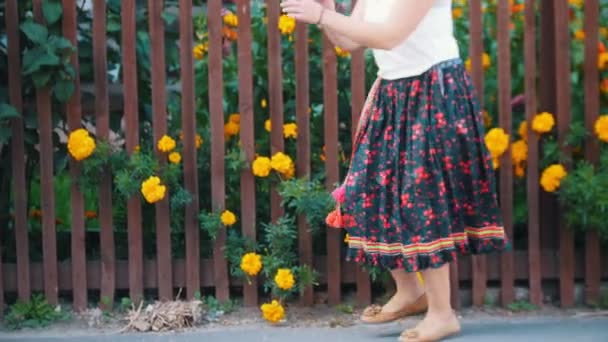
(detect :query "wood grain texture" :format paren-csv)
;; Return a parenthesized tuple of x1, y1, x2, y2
(93, 0, 116, 309)
(208, 0, 230, 301)
(6, 0, 31, 302)
(237, 0, 258, 306)
(148, 0, 173, 301)
(121, 0, 144, 304)
(62, 0, 87, 311)
(524, 0, 542, 307)
(33, 0, 59, 305)
(497, 0, 514, 307)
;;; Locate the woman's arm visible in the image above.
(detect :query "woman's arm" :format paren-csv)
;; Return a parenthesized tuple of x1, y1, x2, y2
(281, 0, 434, 50)
(319, 0, 366, 51)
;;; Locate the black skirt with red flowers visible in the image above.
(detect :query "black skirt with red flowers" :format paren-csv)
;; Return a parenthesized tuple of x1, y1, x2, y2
(331, 58, 509, 272)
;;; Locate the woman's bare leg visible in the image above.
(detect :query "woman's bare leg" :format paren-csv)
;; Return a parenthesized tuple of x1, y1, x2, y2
(401, 263, 460, 341)
(382, 268, 425, 312)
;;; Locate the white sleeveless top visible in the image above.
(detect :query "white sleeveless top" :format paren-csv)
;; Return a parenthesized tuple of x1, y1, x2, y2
(364, 0, 460, 80)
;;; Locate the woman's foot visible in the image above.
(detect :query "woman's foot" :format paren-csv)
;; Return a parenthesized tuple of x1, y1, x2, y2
(360, 292, 427, 324)
(399, 310, 461, 341)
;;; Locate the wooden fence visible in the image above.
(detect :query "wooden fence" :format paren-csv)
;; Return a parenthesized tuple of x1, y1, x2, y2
(1, 0, 607, 315)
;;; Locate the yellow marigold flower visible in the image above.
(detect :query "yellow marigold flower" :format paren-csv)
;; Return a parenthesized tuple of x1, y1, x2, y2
(240, 252, 262, 276)
(193, 43, 208, 60)
(252, 156, 272, 177)
(599, 52, 608, 70)
(264, 119, 272, 132)
(594, 115, 608, 142)
(540, 164, 567, 192)
(335, 46, 350, 58)
(573, 30, 585, 41)
(134, 145, 141, 153)
(278, 15, 296, 35)
(283, 164, 295, 179)
(484, 128, 510, 158)
(229, 113, 240, 124)
(452, 8, 463, 19)
(141, 176, 166, 204)
(223, 12, 238, 27)
(568, 0, 583, 8)
(196, 134, 203, 149)
(511, 140, 528, 165)
(518, 121, 528, 141)
(224, 121, 240, 138)
(168, 152, 181, 164)
(261, 300, 285, 324)
(221, 210, 237, 226)
(274, 269, 295, 291)
(531, 112, 555, 134)
(261, 98, 268, 109)
(515, 164, 525, 178)
(67, 128, 96, 161)
(601, 27, 608, 39)
(157, 135, 176, 153)
(283, 123, 298, 139)
(344, 233, 350, 244)
(271, 152, 295, 176)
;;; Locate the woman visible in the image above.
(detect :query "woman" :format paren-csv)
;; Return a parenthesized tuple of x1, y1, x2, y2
(281, 0, 509, 341)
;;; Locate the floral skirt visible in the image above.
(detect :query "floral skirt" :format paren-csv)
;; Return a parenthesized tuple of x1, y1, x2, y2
(332, 59, 509, 272)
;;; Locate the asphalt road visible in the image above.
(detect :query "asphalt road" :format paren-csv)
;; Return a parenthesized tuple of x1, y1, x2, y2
(1, 317, 607, 342)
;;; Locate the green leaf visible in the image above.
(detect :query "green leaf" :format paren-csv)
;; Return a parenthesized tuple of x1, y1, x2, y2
(42, 0, 63, 25)
(20, 21, 48, 44)
(53, 80, 75, 102)
(0, 126, 12, 145)
(0, 104, 20, 120)
(31, 71, 52, 88)
(22, 49, 61, 75)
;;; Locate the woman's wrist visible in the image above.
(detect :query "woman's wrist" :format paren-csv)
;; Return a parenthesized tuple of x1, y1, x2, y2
(316, 7, 326, 25)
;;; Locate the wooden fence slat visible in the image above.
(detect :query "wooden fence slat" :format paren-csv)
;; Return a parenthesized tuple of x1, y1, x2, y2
(32, 0, 58, 306)
(554, 0, 575, 308)
(208, 0, 229, 301)
(524, 0, 542, 307)
(295, 22, 313, 306)
(62, 0, 87, 311)
(469, 0, 488, 307)
(583, 0, 601, 306)
(179, 0, 201, 300)
(497, 0, 514, 306)
(6, 0, 31, 302)
(322, 36, 341, 306)
(236, 0, 257, 306)
(93, 0, 115, 308)
(121, 0, 144, 304)
(349, 0, 371, 307)
(267, 0, 285, 222)
(148, 0, 173, 301)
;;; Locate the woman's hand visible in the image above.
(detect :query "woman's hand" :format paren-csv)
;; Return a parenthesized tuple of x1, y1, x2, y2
(317, 0, 336, 10)
(280, 0, 325, 24)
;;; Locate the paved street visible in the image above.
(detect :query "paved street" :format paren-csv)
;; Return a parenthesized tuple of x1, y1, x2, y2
(1, 317, 607, 342)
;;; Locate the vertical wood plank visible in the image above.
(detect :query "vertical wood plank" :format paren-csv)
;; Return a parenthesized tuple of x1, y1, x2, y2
(93, 0, 115, 308)
(208, 0, 229, 301)
(583, 0, 601, 306)
(469, 0, 488, 307)
(266, 0, 285, 222)
(180, 0, 201, 300)
(0, 245, 3, 317)
(121, 0, 144, 304)
(6, 0, 31, 302)
(62, 0, 87, 311)
(33, 0, 58, 305)
(236, 0, 257, 306)
(524, 0, 543, 307)
(323, 36, 341, 306)
(349, 0, 371, 307)
(148, 0, 173, 301)
(296, 22, 313, 306)
(497, 0, 514, 307)
(554, 0, 575, 308)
